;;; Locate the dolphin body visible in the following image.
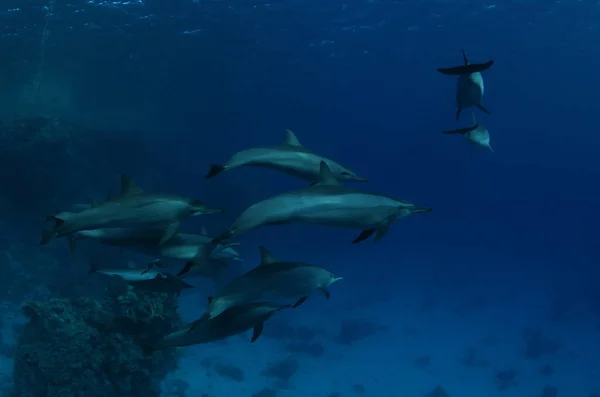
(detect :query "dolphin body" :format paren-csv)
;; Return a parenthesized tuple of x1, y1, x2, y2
(41, 175, 223, 246)
(202, 246, 343, 319)
(442, 113, 493, 152)
(68, 226, 241, 262)
(88, 265, 194, 296)
(144, 301, 289, 353)
(205, 129, 368, 183)
(217, 161, 432, 244)
(437, 49, 494, 120)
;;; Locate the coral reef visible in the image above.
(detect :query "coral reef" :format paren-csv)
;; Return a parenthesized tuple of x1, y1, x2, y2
(12, 286, 183, 397)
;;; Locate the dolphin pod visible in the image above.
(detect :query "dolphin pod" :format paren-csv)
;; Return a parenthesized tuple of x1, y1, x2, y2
(43, 49, 498, 351)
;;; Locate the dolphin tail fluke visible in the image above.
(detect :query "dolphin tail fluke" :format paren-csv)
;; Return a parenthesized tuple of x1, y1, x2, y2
(205, 164, 225, 179)
(159, 222, 180, 245)
(40, 228, 57, 245)
(477, 104, 491, 115)
(441, 125, 478, 135)
(351, 228, 376, 244)
(437, 60, 494, 76)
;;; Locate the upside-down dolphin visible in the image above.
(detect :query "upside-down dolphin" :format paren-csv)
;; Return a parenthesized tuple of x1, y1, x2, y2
(40, 175, 223, 246)
(442, 112, 493, 152)
(200, 246, 342, 320)
(215, 161, 431, 244)
(437, 49, 494, 120)
(204, 129, 368, 183)
(143, 300, 289, 353)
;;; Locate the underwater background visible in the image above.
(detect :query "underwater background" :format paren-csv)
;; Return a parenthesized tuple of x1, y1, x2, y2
(0, 0, 598, 396)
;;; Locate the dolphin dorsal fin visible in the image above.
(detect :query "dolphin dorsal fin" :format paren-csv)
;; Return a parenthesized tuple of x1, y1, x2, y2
(120, 175, 144, 197)
(258, 246, 278, 265)
(200, 226, 208, 236)
(315, 161, 341, 186)
(284, 129, 303, 147)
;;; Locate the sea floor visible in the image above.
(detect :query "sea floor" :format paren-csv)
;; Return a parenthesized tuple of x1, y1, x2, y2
(1, 283, 598, 397)
(162, 285, 600, 397)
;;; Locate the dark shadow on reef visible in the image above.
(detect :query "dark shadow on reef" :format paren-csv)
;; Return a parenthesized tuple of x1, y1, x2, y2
(11, 286, 183, 397)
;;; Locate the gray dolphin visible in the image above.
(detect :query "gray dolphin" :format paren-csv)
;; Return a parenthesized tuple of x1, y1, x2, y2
(204, 129, 368, 183)
(144, 300, 289, 353)
(216, 161, 431, 244)
(40, 175, 223, 245)
(437, 49, 494, 120)
(442, 112, 493, 152)
(88, 265, 194, 296)
(202, 246, 342, 319)
(68, 226, 241, 262)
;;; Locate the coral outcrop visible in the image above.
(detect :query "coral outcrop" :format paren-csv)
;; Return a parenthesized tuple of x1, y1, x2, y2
(12, 286, 183, 397)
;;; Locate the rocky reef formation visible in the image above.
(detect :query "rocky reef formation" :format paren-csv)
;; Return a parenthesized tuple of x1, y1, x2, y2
(12, 286, 183, 397)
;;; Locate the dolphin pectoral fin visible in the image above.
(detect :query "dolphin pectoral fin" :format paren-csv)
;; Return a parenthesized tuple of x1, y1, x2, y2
(441, 125, 478, 135)
(456, 106, 463, 120)
(321, 288, 331, 300)
(292, 296, 309, 308)
(177, 261, 194, 277)
(351, 229, 376, 244)
(251, 322, 264, 343)
(40, 228, 57, 245)
(477, 104, 491, 115)
(374, 216, 395, 242)
(159, 222, 180, 245)
(205, 164, 225, 179)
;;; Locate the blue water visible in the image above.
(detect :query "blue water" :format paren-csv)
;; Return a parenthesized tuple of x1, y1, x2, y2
(0, 0, 599, 396)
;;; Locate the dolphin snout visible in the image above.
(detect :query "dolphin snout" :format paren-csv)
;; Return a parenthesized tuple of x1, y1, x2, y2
(413, 207, 432, 213)
(199, 208, 225, 215)
(353, 175, 369, 183)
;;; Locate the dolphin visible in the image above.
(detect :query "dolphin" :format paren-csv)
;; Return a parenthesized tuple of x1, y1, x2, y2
(201, 246, 343, 320)
(143, 300, 289, 353)
(216, 161, 432, 244)
(88, 264, 194, 296)
(437, 49, 494, 120)
(204, 129, 368, 183)
(68, 226, 241, 262)
(442, 112, 493, 152)
(40, 175, 223, 246)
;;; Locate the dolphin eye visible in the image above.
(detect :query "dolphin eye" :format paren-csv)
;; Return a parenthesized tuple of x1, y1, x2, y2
(341, 172, 350, 175)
